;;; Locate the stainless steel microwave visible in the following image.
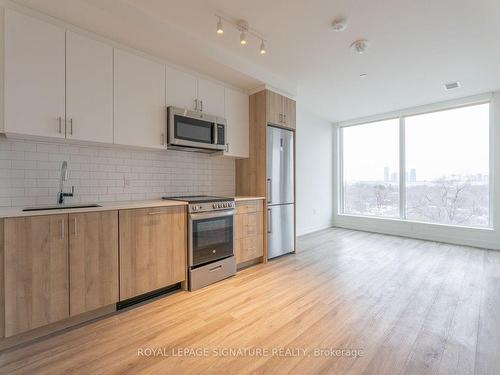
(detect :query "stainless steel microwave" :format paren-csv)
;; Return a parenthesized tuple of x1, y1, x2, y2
(167, 106, 226, 153)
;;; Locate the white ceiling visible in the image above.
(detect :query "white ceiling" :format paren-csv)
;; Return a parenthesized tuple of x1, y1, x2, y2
(12, 0, 500, 122)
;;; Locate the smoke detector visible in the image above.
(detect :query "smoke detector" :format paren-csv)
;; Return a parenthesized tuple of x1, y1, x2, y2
(332, 18, 347, 32)
(444, 81, 461, 90)
(351, 39, 368, 54)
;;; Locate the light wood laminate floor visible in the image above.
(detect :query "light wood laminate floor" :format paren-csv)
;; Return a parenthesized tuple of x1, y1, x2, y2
(1, 228, 500, 374)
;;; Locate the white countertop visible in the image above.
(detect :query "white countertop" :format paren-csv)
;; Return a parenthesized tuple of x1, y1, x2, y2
(234, 196, 266, 202)
(0, 199, 187, 218)
(0, 196, 266, 218)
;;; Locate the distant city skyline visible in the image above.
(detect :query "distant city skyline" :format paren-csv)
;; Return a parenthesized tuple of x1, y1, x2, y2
(381, 166, 488, 183)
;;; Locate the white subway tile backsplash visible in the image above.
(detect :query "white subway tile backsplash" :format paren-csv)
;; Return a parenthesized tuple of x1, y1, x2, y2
(36, 143, 59, 153)
(0, 160, 12, 169)
(25, 152, 49, 161)
(12, 160, 36, 169)
(0, 138, 235, 207)
(1, 150, 24, 160)
(12, 197, 36, 206)
(13, 142, 37, 152)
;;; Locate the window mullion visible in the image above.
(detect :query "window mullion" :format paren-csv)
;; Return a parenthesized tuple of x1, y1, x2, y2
(339, 127, 344, 214)
(399, 116, 406, 219)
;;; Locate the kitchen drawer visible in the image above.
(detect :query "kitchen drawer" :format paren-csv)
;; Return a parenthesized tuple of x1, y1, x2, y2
(235, 212, 263, 240)
(235, 235, 263, 264)
(189, 256, 236, 291)
(236, 200, 263, 215)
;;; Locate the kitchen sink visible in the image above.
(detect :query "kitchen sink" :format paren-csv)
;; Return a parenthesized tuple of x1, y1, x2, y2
(22, 203, 102, 212)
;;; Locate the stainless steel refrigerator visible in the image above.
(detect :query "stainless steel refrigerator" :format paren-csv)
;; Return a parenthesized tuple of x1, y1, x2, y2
(267, 125, 295, 259)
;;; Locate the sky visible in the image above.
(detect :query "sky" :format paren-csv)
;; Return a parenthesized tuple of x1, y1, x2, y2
(342, 103, 490, 182)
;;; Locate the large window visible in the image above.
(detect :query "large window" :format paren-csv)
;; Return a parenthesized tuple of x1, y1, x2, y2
(340, 102, 491, 228)
(342, 119, 400, 217)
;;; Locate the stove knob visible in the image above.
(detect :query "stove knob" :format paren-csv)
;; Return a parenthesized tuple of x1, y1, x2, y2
(213, 203, 217, 208)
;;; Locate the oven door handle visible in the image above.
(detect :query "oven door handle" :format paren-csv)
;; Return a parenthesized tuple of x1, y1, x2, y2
(189, 209, 235, 221)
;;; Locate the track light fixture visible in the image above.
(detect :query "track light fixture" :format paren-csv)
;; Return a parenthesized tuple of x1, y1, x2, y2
(240, 31, 247, 45)
(216, 16, 224, 35)
(260, 39, 266, 54)
(215, 14, 267, 55)
(237, 20, 248, 46)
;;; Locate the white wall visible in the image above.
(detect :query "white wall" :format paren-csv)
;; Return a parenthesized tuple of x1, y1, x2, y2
(0, 6, 4, 133)
(296, 103, 334, 235)
(333, 91, 500, 250)
(0, 137, 235, 207)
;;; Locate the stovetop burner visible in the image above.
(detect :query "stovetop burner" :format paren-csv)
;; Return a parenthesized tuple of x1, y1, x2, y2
(162, 195, 234, 204)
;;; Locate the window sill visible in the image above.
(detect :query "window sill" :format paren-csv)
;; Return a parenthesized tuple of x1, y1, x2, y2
(335, 213, 494, 232)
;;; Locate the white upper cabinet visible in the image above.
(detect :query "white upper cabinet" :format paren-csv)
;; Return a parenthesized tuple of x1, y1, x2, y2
(165, 65, 198, 110)
(224, 88, 249, 158)
(4, 9, 65, 138)
(197, 78, 225, 118)
(165, 68, 226, 117)
(114, 49, 166, 149)
(66, 31, 113, 143)
(2, 9, 247, 154)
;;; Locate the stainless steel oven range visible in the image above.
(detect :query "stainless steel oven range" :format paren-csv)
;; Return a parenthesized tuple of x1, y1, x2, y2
(163, 195, 236, 291)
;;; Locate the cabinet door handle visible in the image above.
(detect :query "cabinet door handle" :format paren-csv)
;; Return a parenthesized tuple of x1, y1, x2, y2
(73, 217, 78, 237)
(161, 132, 165, 146)
(61, 219, 65, 240)
(226, 143, 230, 153)
(69, 118, 73, 135)
(148, 211, 164, 215)
(58, 117, 63, 134)
(194, 99, 198, 111)
(200, 100, 203, 112)
(283, 114, 286, 123)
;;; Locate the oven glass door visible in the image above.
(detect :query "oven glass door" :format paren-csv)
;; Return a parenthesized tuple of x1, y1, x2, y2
(174, 114, 215, 144)
(190, 212, 234, 267)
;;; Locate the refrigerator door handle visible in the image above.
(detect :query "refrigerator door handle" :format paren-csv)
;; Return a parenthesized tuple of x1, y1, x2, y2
(267, 208, 272, 233)
(267, 178, 272, 204)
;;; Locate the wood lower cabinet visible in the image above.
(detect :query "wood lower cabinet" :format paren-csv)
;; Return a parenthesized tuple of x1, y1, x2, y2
(119, 206, 187, 300)
(0, 205, 186, 343)
(2, 211, 120, 338)
(3, 215, 69, 337)
(235, 200, 264, 266)
(69, 211, 119, 316)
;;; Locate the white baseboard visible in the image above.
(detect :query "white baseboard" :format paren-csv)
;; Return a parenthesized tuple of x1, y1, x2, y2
(297, 222, 334, 237)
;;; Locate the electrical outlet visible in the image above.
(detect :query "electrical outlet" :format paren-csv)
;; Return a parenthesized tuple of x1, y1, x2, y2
(123, 176, 131, 188)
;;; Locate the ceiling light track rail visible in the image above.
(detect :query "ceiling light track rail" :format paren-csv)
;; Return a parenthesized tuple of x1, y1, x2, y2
(214, 13, 267, 54)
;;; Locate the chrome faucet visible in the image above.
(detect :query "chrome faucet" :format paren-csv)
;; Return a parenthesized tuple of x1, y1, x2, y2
(57, 161, 74, 204)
